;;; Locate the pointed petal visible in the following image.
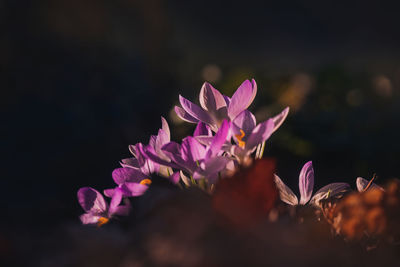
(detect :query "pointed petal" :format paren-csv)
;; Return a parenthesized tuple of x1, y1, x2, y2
(299, 161, 314, 205)
(245, 119, 274, 150)
(272, 107, 289, 132)
(199, 82, 227, 112)
(179, 95, 214, 125)
(310, 183, 351, 206)
(120, 157, 139, 169)
(274, 174, 298, 205)
(228, 79, 257, 119)
(193, 122, 212, 137)
(77, 187, 107, 214)
(206, 119, 231, 158)
(160, 116, 170, 140)
(174, 106, 199, 123)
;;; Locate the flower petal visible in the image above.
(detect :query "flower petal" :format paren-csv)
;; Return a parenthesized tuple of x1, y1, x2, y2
(199, 82, 227, 112)
(193, 122, 212, 137)
(299, 161, 314, 205)
(272, 107, 290, 133)
(356, 177, 383, 192)
(77, 187, 107, 214)
(120, 157, 139, 169)
(181, 136, 207, 163)
(80, 213, 101, 224)
(108, 188, 123, 215)
(179, 95, 214, 125)
(206, 119, 231, 159)
(274, 174, 298, 205)
(121, 182, 149, 197)
(232, 110, 256, 138)
(245, 119, 274, 150)
(174, 106, 199, 123)
(309, 182, 351, 206)
(228, 79, 257, 119)
(160, 116, 170, 140)
(112, 167, 147, 185)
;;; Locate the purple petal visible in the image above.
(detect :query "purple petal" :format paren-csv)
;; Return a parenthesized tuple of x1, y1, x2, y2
(108, 188, 123, 215)
(77, 187, 107, 214)
(206, 119, 231, 159)
(103, 188, 115, 198)
(179, 95, 214, 125)
(160, 116, 170, 140)
(113, 199, 131, 216)
(121, 182, 149, 197)
(181, 136, 207, 162)
(174, 106, 199, 123)
(120, 157, 139, 168)
(112, 167, 148, 185)
(232, 110, 256, 138)
(142, 144, 179, 169)
(274, 174, 298, 205)
(245, 119, 274, 150)
(228, 79, 257, 119)
(272, 107, 290, 133)
(193, 122, 212, 137)
(310, 183, 351, 206)
(197, 156, 230, 177)
(169, 171, 181, 184)
(199, 82, 227, 112)
(299, 161, 314, 205)
(80, 213, 101, 224)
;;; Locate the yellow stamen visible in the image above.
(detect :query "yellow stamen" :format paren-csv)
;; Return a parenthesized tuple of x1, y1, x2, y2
(97, 217, 109, 227)
(235, 129, 246, 148)
(140, 178, 152, 186)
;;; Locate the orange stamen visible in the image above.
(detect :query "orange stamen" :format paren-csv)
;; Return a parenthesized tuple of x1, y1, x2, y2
(140, 178, 152, 186)
(97, 217, 109, 227)
(235, 129, 246, 148)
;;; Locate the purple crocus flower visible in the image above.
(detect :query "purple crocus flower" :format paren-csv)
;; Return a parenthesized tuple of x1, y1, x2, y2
(175, 80, 257, 131)
(104, 167, 151, 198)
(143, 120, 232, 184)
(121, 117, 173, 178)
(274, 161, 350, 206)
(195, 110, 276, 164)
(77, 187, 130, 226)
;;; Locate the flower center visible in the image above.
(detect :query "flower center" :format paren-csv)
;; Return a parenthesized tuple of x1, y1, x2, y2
(235, 129, 246, 148)
(140, 178, 152, 185)
(97, 217, 109, 227)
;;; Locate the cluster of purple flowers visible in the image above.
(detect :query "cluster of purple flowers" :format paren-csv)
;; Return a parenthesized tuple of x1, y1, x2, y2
(77, 79, 376, 226)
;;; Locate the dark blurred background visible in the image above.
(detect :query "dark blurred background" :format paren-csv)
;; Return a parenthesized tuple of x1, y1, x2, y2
(2, 0, 400, 259)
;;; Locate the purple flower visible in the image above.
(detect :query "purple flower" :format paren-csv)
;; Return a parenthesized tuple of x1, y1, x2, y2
(356, 177, 383, 192)
(143, 120, 232, 184)
(274, 161, 350, 206)
(77, 187, 130, 226)
(104, 167, 151, 198)
(121, 117, 173, 178)
(175, 80, 257, 131)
